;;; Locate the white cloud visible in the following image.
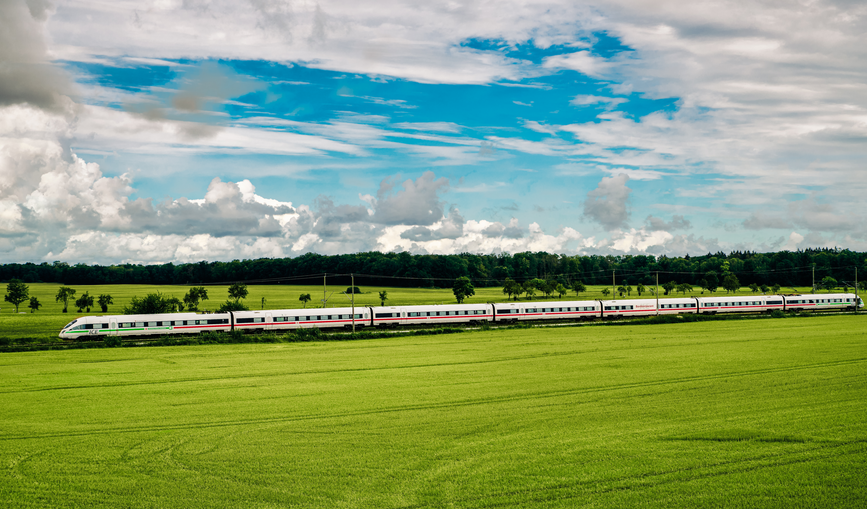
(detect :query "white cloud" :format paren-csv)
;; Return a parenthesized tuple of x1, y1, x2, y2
(583, 174, 632, 231)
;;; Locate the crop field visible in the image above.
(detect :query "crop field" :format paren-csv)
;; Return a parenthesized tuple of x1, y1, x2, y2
(0, 282, 829, 342)
(1, 315, 865, 507)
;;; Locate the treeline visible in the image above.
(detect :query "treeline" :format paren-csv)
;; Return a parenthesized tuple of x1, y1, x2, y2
(0, 249, 865, 289)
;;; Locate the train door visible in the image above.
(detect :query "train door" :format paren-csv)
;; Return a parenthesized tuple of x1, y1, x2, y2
(266, 312, 272, 330)
(109, 319, 118, 336)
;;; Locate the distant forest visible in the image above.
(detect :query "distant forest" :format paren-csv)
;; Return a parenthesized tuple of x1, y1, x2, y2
(1, 249, 865, 290)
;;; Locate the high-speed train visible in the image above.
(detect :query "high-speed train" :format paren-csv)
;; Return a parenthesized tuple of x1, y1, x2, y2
(59, 293, 863, 339)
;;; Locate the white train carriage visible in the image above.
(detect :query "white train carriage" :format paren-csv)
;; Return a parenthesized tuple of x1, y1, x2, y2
(493, 300, 600, 322)
(600, 299, 659, 318)
(234, 307, 369, 332)
(783, 293, 861, 312)
(695, 295, 774, 314)
(59, 312, 232, 339)
(655, 297, 699, 315)
(373, 304, 493, 327)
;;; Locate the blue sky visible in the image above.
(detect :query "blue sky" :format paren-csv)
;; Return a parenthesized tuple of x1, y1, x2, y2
(1, 0, 865, 263)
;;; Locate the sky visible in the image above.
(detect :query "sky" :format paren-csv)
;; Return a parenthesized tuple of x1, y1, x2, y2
(1, 0, 865, 264)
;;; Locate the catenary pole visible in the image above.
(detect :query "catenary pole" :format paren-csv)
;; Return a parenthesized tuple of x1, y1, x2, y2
(351, 273, 355, 332)
(656, 272, 659, 316)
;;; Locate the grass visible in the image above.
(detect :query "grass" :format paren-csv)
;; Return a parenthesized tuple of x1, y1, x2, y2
(0, 315, 865, 507)
(0, 282, 841, 343)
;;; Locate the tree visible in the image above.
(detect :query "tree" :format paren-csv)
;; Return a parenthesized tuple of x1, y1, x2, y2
(28, 297, 42, 313)
(75, 292, 95, 313)
(378, 291, 388, 306)
(617, 285, 627, 297)
(677, 283, 693, 295)
(662, 281, 677, 296)
(97, 294, 113, 313)
(216, 300, 249, 312)
(183, 287, 209, 311)
(748, 283, 760, 294)
(704, 271, 719, 293)
(601, 288, 611, 297)
(523, 281, 537, 299)
(502, 278, 521, 301)
(345, 286, 361, 294)
(820, 276, 837, 293)
(56, 286, 76, 313)
(556, 284, 568, 298)
(625, 285, 632, 296)
(636, 284, 645, 296)
(859, 281, 867, 291)
(4, 279, 29, 313)
(722, 274, 740, 294)
(299, 293, 311, 308)
(772, 283, 781, 294)
(572, 281, 586, 296)
(228, 282, 248, 302)
(123, 293, 178, 314)
(261, 297, 266, 310)
(760, 284, 770, 294)
(698, 279, 709, 293)
(453, 276, 475, 304)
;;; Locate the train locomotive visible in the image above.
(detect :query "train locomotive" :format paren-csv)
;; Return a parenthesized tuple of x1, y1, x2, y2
(60, 293, 863, 339)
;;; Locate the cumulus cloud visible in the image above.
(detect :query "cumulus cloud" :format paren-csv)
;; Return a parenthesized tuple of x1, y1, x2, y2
(645, 214, 691, 232)
(400, 206, 464, 241)
(0, 0, 73, 113)
(371, 171, 449, 226)
(583, 173, 632, 231)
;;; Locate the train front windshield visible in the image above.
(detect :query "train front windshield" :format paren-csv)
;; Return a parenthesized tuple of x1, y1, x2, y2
(62, 319, 78, 330)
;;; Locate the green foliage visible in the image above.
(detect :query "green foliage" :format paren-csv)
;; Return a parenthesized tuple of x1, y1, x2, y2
(74, 291, 94, 313)
(677, 283, 693, 295)
(452, 276, 475, 304)
(601, 288, 610, 297)
(55, 286, 75, 313)
(97, 294, 113, 312)
(760, 284, 770, 294)
(103, 335, 122, 347)
(502, 278, 522, 301)
(122, 292, 179, 315)
(28, 296, 42, 313)
(228, 282, 248, 302)
(378, 290, 388, 306)
(662, 281, 677, 295)
(299, 293, 311, 308)
(723, 274, 741, 294)
(522, 281, 537, 299)
(215, 300, 250, 312)
(820, 276, 837, 292)
(636, 283, 645, 296)
(345, 286, 362, 294)
(572, 281, 586, 295)
(183, 287, 208, 311)
(4, 279, 29, 313)
(772, 283, 781, 294)
(704, 271, 719, 293)
(749, 283, 760, 293)
(555, 283, 567, 298)
(617, 285, 627, 297)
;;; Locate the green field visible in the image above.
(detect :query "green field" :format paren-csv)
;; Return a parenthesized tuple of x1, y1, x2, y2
(1, 315, 865, 507)
(0, 282, 834, 342)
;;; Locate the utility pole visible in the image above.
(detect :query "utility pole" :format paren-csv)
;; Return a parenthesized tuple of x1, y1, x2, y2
(323, 273, 327, 308)
(856, 267, 859, 315)
(656, 272, 659, 316)
(613, 270, 616, 301)
(351, 273, 356, 332)
(812, 264, 815, 293)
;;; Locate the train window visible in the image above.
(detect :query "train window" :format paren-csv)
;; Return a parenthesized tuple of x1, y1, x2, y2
(136, 322, 145, 327)
(375, 313, 393, 318)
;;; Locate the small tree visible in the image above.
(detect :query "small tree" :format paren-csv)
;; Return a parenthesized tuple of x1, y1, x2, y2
(540, 279, 556, 299)
(636, 283, 645, 296)
(299, 293, 311, 308)
(572, 281, 586, 296)
(123, 293, 178, 314)
(228, 282, 248, 302)
(722, 274, 740, 294)
(617, 285, 627, 297)
(760, 284, 770, 294)
(820, 276, 837, 293)
(453, 276, 475, 304)
(601, 288, 611, 297)
(748, 283, 760, 294)
(503, 278, 521, 301)
(378, 291, 388, 306)
(261, 297, 266, 309)
(677, 283, 693, 295)
(345, 286, 361, 294)
(4, 279, 29, 313)
(183, 287, 209, 311)
(216, 300, 249, 312)
(772, 283, 781, 294)
(704, 271, 719, 294)
(662, 281, 677, 296)
(556, 283, 568, 298)
(28, 297, 42, 313)
(56, 286, 76, 313)
(523, 281, 537, 300)
(75, 292, 95, 313)
(97, 294, 113, 313)
(625, 285, 632, 296)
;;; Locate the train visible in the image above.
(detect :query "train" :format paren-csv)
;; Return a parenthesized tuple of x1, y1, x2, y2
(59, 293, 863, 339)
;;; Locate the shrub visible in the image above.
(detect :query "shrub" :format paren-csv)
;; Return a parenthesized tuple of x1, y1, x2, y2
(103, 336, 122, 348)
